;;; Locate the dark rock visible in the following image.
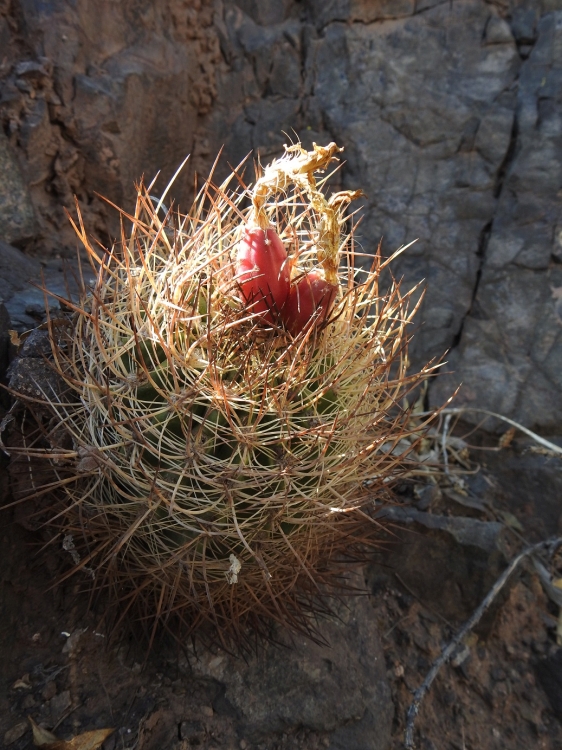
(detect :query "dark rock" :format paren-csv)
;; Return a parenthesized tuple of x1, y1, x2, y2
(480, 441, 562, 539)
(3, 722, 27, 746)
(301, 1, 519, 368)
(131, 709, 177, 750)
(511, 8, 538, 44)
(42, 681, 57, 701)
(189, 590, 392, 750)
(485, 16, 514, 45)
(48, 688, 71, 723)
(17, 329, 52, 359)
(0, 133, 36, 245)
(0, 303, 10, 380)
(7, 356, 62, 401)
(368, 508, 506, 623)
(432, 10, 562, 429)
(0, 240, 41, 303)
(378, 506, 503, 553)
(536, 649, 562, 720)
(414, 483, 441, 511)
(0, 240, 83, 331)
(234, 0, 297, 26)
(307, 0, 351, 28)
(14, 59, 51, 79)
(179, 719, 206, 743)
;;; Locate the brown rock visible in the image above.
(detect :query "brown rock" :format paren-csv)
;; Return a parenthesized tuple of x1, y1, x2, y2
(3, 722, 27, 745)
(189, 589, 392, 750)
(42, 680, 57, 701)
(49, 688, 71, 723)
(0, 133, 36, 245)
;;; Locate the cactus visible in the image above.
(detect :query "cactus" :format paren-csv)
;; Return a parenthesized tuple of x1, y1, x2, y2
(10, 142, 434, 645)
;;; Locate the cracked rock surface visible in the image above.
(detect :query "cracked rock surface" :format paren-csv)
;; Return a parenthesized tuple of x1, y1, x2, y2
(0, 0, 561, 429)
(432, 6, 562, 429)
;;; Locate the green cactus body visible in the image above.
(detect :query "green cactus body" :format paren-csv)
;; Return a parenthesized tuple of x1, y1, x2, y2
(12, 142, 434, 643)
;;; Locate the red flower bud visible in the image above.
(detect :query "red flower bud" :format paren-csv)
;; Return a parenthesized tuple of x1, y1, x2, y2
(282, 271, 338, 336)
(236, 227, 290, 324)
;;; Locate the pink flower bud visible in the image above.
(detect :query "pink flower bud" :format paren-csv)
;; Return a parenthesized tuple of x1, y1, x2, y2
(282, 271, 337, 336)
(236, 227, 290, 324)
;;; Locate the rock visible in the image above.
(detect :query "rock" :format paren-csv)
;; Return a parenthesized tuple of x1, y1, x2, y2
(42, 681, 57, 701)
(8, 352, 63, 401)
(0, 240, 83, 331)
(136, 709, 179, 750)
(17, 328, 53, 359)
(3, 721, 27, 745)
(431, 10, 562, 429)
(536, 649, 562, 720)
(369, 507, 506, 624)
(21, 694, 36, 709)
(0, 302, 10, 380)
(511, 7, 539, 44)
(179, 719, 206, 743)
(189, 590, 392, 750)
(302, 1, 519, 368)
(479, 439, 562, 539)
(0, 1, 223, 251)
(49, 688, 71, 723)
(0, 239, 41, 306)
(485, 15, 514, 45)
(14, 59, 51, 80)
(4, 264, 83, 410)
(0, 240, 68, 332)
(0, 132, 36, 245)
(378, 506, 503, 554)
(234, 0, 297, 26)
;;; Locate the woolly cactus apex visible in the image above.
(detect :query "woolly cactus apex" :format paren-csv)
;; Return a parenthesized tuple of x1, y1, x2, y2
(8, 141, 436, 647)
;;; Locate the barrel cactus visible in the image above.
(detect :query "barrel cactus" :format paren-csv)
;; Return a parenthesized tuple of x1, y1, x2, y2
(10, 142, 432, 644)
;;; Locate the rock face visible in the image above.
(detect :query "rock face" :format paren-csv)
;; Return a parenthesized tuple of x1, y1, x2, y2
(0, 132, 36, 245)
(1, 0, 561, 429)
(0, 0, 221, 249)
(0, 240, 83, 331)
(432, 7, 562, 430)
(304, 1, 519, 366)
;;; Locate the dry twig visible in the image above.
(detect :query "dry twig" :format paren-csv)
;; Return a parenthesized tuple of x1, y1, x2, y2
(404, 536, 562, 749)
(419, 407, 562, 457)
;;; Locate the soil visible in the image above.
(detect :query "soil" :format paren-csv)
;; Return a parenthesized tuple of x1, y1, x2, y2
(1, 436, 562, 750)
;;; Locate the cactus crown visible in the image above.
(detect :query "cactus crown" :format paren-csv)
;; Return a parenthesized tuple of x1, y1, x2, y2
(10, 142, 434, 647)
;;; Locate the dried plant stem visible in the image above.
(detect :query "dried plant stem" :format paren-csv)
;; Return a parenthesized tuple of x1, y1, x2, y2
(423, 407, 562, 456)
(250, 142, 363, 283)
(404, 536, 562, 749)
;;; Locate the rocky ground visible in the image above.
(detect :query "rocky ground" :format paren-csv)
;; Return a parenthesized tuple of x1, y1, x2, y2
(1, 411, 562, 750)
